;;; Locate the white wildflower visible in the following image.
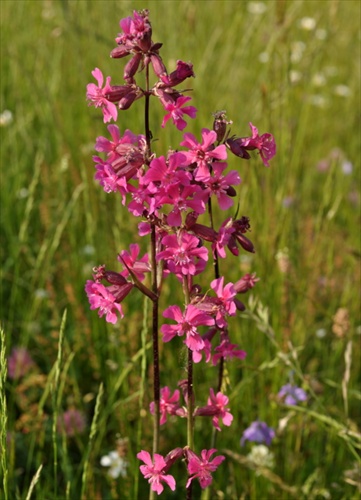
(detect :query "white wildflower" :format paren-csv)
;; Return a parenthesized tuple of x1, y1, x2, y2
(100, 451, 128, 479)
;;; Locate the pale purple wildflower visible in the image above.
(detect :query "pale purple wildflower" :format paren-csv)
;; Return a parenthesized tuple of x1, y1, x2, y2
(57, 409, 86, 437)
(278, 383, 308, 405)
(241, 420, 275, 446)
(7, 347, 34, 380)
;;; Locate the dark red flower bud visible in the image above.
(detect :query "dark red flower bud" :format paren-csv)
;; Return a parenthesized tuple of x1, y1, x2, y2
(104, 271, 128, 286)
(164, 448, 184, 470)
(163, 60, 195, 87)
(137, 29, 152, 52)
(123, 52, 143, 80)
(226, 186, 237, 197)
(226, 137, 251, 159)
(110, 45, 131, 59)
(152, 42, 163, 51)
(234, 299, 245, 311)
(150, 53, 167, 78)
(234, 273, 260, 293)
(235, 233, 255, 253)
(118, 91, 139, 110)
(212, 110, 231, 143)
(105, 85, 136, 102)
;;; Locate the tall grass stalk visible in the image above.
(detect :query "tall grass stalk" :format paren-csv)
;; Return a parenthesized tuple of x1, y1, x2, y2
(51, 309, 67, 499)
(80, 382, 104, 500)
(0, 327, 8, 500)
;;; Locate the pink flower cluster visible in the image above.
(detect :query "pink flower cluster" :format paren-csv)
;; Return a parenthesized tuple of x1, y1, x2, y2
(85, 8, 276, 496)
(137, 447, 225, 495)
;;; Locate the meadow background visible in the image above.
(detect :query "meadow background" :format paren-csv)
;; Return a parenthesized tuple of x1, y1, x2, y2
(1, 0, 360, 498)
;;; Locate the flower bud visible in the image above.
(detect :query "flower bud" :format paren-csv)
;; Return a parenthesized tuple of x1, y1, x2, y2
(118, 91, 139, 110)
(104, 271, 128, 286)
(150, 53, 167, 78)
(110, 45, 131, 59)
(164, 448, 184, 470)
(235, 233, 255, 253)
(226, 137, 251, 159)
(123, 53, 143, 80)
(105, 85, 136, 102)
(212, 110, 230, 143)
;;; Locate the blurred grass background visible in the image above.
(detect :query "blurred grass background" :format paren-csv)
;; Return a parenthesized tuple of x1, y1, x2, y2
(1, 0, 360, 499)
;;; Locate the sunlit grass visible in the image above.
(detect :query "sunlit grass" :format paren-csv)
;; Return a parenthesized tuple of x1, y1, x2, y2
(1, 0, 360, 498)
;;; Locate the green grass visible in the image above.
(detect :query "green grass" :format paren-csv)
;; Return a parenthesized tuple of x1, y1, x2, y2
(1, 0, 360, 498)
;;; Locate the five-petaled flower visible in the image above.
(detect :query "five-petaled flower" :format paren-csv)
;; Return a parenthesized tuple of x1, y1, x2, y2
(241, 420, 275, 446)
(161, 96, 197, 131)
(278, 383, 308, 406)
(185, 448, 225, 489)
(195, 389, 233, 431)
(180, 128, 227, 179)
(150, 386, 185, 424)
(161, 304, 215, 351)
(137, 450, 176, 495)
(86, 68, 118, 123)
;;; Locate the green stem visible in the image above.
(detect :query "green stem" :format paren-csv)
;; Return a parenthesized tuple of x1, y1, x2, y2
(183, 276, 194, 499)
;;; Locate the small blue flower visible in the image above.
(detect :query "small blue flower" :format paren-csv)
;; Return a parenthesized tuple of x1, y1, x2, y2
(278, 383, 307, 405)
(241, 421, 275, 446)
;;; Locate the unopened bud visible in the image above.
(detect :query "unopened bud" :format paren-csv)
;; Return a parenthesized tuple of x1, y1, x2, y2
(226, 137, 251, 159)
(118, 91, 139, 110)
(123, 53, 142, 80)
(150, 53, 167, 78)
(104, 271, 128, 286)
(235, 233, 255, 253)
(105, 85, 135, 102)
(110, 45, 131, 59)
(213, 110, 230, 142)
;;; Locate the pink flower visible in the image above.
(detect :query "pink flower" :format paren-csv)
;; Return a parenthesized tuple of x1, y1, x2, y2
(227, 122, 276, 167)
(118, 244, 150, 282)
(210, 277, 237, 328)
(157, 231, 208, 277)
(7, 347, 34, 380)
(212, 338, 247, 365)
(200, 162, 241, 209)
(149, 386, 184, 425)
(161, 304, 214, 351)
(158, 184, 206, 226)
(161, 96, 197, 131)
(57, 409, 86, 437)
(85, 279, 133, 324)
(93, 156, 128, 195)
(137, 450, 176, 495)
(86, 68, 118, 123)
(144, 153, 190, 190)
(194, 388, 233, 431)
(207, 389, 233, 431)
(180, 128, 227, 179)
(185, 448, 225, 489)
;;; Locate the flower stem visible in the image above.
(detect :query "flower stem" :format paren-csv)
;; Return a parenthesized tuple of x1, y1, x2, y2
(183, 276, 194, 500)
(144, 63, 160, 500)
